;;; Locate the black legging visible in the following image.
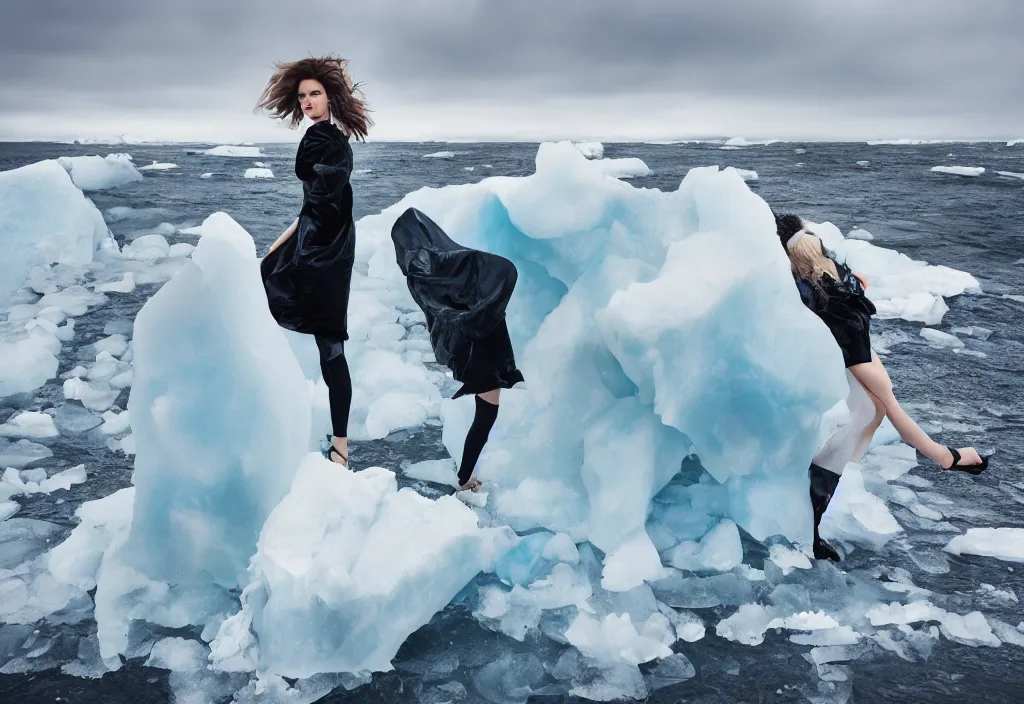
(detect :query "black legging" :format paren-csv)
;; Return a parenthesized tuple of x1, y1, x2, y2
(458, 395, 499, 485)
(316, 337, 352, 438)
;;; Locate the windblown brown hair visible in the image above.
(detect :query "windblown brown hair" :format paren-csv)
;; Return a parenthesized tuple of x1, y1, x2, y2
(256, 56, 372, 140)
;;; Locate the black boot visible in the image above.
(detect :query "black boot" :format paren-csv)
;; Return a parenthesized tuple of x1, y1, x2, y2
(809, 463, 842, 562)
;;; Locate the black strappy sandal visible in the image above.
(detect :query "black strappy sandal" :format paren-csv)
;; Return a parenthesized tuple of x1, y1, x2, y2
(944, 447, 989, 475)
(322, 444, 349, 468)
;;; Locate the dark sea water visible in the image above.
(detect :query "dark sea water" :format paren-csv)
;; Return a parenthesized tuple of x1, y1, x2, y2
(0, 139, 1022, 703)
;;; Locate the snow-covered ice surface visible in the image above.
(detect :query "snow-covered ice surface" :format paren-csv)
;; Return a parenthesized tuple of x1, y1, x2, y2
(0, 138, 1022, 703)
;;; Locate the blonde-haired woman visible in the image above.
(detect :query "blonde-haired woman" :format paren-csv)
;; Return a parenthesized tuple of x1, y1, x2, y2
(775, 213, 988, 560)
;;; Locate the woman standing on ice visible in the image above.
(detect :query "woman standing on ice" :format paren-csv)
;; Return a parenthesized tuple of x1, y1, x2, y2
(391, 208, 525, 492)
(258, 57, 371, 469)
(776, 213, 990, 562)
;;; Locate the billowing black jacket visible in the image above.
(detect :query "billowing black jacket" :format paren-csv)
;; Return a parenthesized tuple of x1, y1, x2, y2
(261, 120, 354, 340)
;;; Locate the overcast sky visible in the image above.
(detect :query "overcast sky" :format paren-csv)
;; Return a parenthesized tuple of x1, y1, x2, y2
(1, 0, 1021, 142)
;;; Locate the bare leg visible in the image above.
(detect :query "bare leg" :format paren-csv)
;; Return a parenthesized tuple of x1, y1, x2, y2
(848, 351, 981, 469)
(812, 372, 886, 473)
(478, 388, 501, 405)
(845, 381, 886, 464)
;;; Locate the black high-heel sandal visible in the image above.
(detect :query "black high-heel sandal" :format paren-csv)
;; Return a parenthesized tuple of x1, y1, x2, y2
(322, 444, 349, 468)
(944, 447, 989, 475)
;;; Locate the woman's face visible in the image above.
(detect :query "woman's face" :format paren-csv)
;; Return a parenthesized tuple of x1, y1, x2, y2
(297, 78, 329, 122)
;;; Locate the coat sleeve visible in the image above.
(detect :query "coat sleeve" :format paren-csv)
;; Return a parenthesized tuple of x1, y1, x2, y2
(294, 125, 351, 240)
(294, 123, 350, 184)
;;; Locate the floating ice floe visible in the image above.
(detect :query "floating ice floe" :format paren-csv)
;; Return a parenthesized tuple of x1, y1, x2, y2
(95, 273, 136, 294)
(808, 220, 979, 325)
(931, 166, 984, 177)
(729, 168, 758, 182)
(920, 328, 964, 349)
(244, 168, 274, 179)
(996, 171, 1024, 180)
(121, 234, 170, 260)
(592, 157, 651, 178)
(0, 465, 87, 501)
(950, 325, 992, 340)
(423, 151, 456, 159)
(0, 439, 53, 469)
(945, 528, 1024, 563)
(0, 412, 59, 439)
(103, 205, 172, 223)
(138, 162, 178, 171)
(56, 154, 142, 190)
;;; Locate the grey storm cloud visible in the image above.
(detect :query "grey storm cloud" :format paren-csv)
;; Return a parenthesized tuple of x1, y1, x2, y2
(1, 0, 1021, 138)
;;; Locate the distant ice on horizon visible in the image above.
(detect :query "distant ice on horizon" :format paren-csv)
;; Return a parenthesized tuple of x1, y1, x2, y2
(724, 137, 780, 147)
(205, 145, 264, 158)
(869, 139, 961, 146)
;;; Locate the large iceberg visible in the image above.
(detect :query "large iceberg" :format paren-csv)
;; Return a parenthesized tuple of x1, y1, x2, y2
(0, 160, 108, 302)
(210, 456, 514, 678)
(354, 142, 849, 572)
(118, 212, 310, 591)
(84, 211, 508, 679)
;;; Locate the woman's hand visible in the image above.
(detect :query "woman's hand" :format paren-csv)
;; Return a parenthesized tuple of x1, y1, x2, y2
(854, 272, 869, 291)
(265, 217, 299, 257)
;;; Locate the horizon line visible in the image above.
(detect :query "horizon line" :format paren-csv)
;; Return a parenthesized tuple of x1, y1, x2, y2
(2, 137, 1021, 147)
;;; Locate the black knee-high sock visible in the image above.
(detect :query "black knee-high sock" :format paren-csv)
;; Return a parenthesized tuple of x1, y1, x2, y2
(809, 463, 840, 542)
(319, 351, 352, 439)
(459, 396, 499, 485)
